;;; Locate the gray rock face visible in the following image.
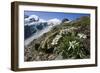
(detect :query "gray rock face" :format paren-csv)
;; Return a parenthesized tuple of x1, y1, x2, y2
(62, 18, 69, 23)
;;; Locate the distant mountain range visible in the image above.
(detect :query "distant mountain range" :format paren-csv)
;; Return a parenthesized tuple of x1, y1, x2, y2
(24, 15, 61, 26)
(24, 15, 64, 45)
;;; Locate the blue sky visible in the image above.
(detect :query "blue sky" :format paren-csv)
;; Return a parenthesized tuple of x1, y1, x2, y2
(24, 11, 90, 21)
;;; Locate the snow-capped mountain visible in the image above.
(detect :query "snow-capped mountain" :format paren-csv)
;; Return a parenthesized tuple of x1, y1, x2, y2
(47, 18, 61, 26)
(24, 15, 61, 26)
(24, 15, 61, 46)
(26, 15, 39, 21)
(24, 15, 39, 25)
(39, 19, 46, 23)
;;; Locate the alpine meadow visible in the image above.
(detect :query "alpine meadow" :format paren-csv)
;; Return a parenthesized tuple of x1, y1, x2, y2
(24, 11, 90, 61)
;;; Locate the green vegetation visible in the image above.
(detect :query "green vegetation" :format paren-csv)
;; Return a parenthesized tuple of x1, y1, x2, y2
(55, 32, 90, 59)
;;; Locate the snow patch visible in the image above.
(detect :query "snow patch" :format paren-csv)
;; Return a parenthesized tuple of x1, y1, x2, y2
(27, 15, 39, 21)
(47, 18, 61, 26)
(39, 19, 46, 23)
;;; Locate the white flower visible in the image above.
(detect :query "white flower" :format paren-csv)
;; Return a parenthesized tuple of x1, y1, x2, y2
(51, 34, 62, 45)
(68, 40, 79, 50)
(78, 33, 87, 39)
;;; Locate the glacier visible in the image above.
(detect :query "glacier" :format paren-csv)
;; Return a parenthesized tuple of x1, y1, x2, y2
(24, 14, 61, 46)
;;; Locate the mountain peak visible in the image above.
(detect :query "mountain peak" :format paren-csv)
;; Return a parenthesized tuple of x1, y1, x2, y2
(28, 15, 39, 21)
(47, 18, 61, 26)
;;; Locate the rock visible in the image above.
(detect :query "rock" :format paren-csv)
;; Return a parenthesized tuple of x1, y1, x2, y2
(39, 52, 43, 56)
(48, 54, 56, 60)
(36, 56, 40, 61)
(62, 18, 69, 23)
(55, 55, 63, 60)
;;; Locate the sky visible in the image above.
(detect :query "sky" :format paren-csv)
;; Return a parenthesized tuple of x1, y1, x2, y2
(24, 10, 90, 21)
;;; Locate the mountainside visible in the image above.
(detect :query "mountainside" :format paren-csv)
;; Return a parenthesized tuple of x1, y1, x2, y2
(24, 16, 90, 61)
(24, 15, 62, 45)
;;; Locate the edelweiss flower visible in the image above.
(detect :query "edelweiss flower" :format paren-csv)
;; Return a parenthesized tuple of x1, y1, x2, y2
(68, 40, 79, 50)
(51, 34, 62, 45)
(78, 33, 87, 39)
